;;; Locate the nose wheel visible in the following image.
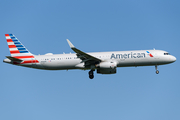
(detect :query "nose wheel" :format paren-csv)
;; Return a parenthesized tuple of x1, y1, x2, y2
(156, 70, 159, 74)
(89, 70, 94, 79)
(155, 65, 159, 74)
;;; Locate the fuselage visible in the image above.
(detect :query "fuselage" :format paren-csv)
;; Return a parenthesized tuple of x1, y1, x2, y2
(3, 34, 176, 79)
(4, 49, 176, 70)
(3, 34, 177, 79)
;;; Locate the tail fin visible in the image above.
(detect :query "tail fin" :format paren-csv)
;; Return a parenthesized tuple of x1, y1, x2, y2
(5, 34, 34, 57)
(4, 34, 39, 64)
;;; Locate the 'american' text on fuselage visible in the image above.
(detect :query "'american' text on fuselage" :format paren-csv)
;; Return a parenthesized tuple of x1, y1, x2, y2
(111, 52, 146, 59)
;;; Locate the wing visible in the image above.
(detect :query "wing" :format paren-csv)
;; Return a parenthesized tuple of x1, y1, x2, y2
(66, 39, 102, 66)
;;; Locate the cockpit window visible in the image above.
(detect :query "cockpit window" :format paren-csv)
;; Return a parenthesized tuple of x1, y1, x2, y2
(164, 53, 170, 55)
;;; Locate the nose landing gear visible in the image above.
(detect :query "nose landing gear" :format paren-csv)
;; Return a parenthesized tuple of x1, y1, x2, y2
(89, 70, 94, 79)
(155, 65, 159, 74)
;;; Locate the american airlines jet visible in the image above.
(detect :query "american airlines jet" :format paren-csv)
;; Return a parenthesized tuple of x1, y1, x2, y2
(3, 34, 176, 79)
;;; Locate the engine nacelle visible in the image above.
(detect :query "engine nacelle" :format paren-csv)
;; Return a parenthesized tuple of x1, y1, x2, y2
(96, 61, 117, 69)
(97, 68, 117, 74)
(96, 61, 117, 74)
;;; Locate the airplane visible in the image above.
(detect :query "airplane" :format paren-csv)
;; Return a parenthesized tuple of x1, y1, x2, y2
(3, 34, 176, 79)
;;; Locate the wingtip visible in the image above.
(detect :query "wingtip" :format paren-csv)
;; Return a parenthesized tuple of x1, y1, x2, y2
(66, 39, 75, 48)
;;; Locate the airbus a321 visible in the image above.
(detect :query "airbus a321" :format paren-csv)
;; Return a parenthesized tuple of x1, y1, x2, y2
(3, 34, 176, 79)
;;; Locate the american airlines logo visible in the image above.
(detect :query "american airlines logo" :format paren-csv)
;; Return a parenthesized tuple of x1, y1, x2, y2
(110, 52, 146, 59)
(146, 51, 153, 57)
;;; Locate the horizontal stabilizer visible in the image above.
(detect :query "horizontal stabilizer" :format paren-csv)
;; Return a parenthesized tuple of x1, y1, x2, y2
(6, 56, 23, 62)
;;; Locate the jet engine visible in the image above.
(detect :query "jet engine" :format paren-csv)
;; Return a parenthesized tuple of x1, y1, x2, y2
(96, 61, 117, 74)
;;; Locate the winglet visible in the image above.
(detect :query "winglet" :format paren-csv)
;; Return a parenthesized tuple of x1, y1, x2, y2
(66, 39, 75, 48)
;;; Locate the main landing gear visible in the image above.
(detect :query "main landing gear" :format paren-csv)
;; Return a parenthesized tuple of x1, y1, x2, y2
(155, 65, 159, 74)
(89, 70, 94, 79)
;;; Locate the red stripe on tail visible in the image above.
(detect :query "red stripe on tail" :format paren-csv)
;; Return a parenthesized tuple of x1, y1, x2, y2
(10, 50, 20, 54)
(8, 45, 17, 48)
(14, 56, 34, 59)
(7, 39, 13, 42)
(21, 60, 39, 64)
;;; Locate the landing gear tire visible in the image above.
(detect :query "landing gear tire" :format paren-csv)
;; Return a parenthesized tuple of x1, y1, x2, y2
(155, 65, 159, 74)
(89, 70, 94, 79)
(156, 70, 159, 74)
(89, 75, 94, 79)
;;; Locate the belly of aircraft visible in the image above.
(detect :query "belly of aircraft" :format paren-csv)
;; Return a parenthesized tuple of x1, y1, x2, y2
(40, 60, 79, 70)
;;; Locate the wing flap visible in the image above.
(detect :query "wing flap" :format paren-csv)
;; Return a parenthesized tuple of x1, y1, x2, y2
(72, 47, 101, 62)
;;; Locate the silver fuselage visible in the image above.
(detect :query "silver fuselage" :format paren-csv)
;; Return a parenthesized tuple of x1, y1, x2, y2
(4, 50, 176, 70)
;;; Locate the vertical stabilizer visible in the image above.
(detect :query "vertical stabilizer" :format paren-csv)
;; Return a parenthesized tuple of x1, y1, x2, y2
(5, 34, 33, 57)
(5, 34, 38, 64)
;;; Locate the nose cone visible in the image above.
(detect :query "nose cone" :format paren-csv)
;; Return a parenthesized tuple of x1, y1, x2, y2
(171, 56, 176, 62)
